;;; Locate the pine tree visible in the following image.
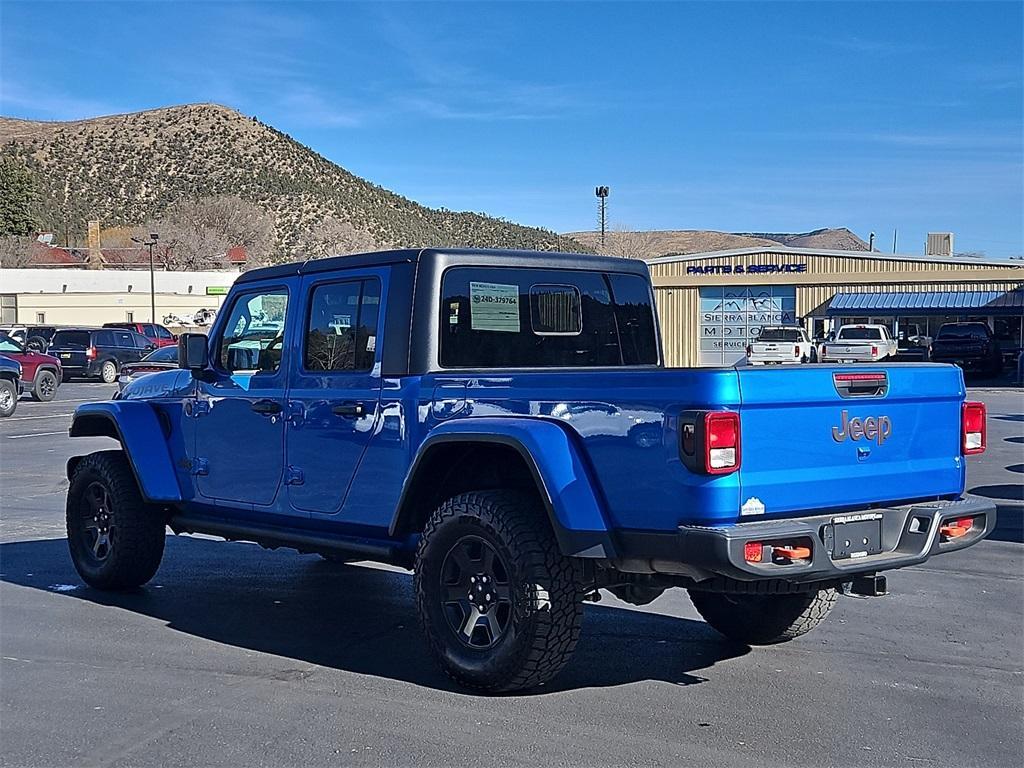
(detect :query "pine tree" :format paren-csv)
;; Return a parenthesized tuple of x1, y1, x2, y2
(0, 155, 40, 236)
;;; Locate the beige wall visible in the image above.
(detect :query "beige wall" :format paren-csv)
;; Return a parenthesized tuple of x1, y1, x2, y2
(13, 292, 225, 326)
(648, 251, 1024, 366)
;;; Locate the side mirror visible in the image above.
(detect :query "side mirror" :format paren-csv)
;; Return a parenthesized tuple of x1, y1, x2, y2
(178, 333, 209, 373)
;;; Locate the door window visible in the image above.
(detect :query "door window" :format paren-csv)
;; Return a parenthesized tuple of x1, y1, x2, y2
(304, 279, 381, 372)
(155, 325, 174, 339)
(94, 330, 115, 347)
(219, 290, 289, 374)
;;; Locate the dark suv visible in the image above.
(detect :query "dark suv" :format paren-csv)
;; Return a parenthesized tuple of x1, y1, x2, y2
(103, 322, 177, 348)
(50, 328, 155, 383)
(930, 322, 1003, 376)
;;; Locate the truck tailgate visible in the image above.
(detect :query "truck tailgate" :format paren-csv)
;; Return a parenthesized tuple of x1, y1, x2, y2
(749, 343, 798, 363)
(735, 365, 965, 518)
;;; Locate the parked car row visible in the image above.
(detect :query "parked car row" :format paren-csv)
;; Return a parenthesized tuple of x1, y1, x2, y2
(0, 322, 179, 383)
(0, 333, 63, 401)
(745, 321, 1008, 376)
(0, 321, 184, 416)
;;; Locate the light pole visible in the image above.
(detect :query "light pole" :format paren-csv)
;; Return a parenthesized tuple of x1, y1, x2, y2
(595, 186, 609, 248)
(132, 233, 160, 323)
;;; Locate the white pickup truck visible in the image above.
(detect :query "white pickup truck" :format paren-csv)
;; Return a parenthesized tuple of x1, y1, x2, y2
(746, 326, 816, 365)
(821, 324, 898, 363)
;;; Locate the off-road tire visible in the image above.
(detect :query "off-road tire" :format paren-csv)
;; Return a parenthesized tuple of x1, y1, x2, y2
(66, 451, 166, 590)
(414, 490, 584, 692)
(25, 336, 48, 352)
(0, 379, 16, 417)
(31, 370, 58, 402)
(99, 360, 118, 384)
(688, 586, 837, 645)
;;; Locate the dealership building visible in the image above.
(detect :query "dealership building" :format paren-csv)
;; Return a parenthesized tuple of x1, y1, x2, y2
(646, 247, 1024, 367)
(0, 269, 239, 327)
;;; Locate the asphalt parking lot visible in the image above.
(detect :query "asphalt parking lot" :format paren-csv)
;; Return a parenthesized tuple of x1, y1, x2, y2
(1, 381, 1021, 768)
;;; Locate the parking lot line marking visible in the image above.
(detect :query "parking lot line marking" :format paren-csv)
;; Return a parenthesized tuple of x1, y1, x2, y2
(5, 413, 76, 422)
(5, 431, 68, 440)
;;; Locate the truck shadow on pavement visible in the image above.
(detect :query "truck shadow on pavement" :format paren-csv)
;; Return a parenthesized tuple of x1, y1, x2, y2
(969, 482, 1024, 543)
(0, 536, 748, 695)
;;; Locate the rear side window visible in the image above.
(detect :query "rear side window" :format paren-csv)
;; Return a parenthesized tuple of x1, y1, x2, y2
(304, 279, 381, 372)
(95, 330, 116, 347)
(112, 330, 135, 348)
(52, 331, 90, 348)
(142, 324, 156, 336)
(440, 268, 659, 368)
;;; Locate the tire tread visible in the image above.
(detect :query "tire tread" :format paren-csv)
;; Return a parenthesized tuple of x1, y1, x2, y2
(689, 586, 837, 645)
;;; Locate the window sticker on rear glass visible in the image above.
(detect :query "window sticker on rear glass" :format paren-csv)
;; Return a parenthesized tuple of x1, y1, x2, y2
(469, 282, 520, 332)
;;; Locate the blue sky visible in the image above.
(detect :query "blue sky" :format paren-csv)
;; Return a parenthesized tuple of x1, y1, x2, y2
(2, 1, 1021, 256)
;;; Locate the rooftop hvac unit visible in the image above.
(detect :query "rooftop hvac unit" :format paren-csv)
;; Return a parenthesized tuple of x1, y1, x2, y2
(926, 232, 954, 257)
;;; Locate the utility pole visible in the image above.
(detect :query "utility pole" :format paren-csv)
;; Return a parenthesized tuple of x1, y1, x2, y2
(132, 233, 160, 323)
(595, 186, 609, 248)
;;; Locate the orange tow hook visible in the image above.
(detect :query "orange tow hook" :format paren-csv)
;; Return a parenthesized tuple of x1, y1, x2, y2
(940, 517, 974, 540)
(773, 545, 811, 560)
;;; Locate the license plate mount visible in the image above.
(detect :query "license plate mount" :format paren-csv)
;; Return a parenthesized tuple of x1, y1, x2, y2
(827, 515, 883, 560)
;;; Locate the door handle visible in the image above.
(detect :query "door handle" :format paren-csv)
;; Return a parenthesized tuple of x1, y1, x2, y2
(251, 399, 283, 415)
(332, 402, 365, 418)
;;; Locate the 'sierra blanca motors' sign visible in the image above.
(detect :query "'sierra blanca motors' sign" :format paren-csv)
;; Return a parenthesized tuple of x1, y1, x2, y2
(686, 263, 808, 276)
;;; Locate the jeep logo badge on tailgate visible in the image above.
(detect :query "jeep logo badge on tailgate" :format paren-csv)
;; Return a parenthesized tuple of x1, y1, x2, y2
(832, 410, 892, 445)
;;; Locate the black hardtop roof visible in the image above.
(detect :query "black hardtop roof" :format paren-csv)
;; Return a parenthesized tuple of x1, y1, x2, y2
(235, 247, 649, 286)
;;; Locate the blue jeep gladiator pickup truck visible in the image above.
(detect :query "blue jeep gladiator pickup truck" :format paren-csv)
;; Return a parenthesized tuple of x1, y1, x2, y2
(65, 248, 996, 692)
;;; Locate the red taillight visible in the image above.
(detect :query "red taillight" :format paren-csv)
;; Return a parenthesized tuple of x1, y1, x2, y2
(86, 346, 97, 360)
(794, 345, 800, 357)
(871, 345, 878, 357)
(744, 541, 763, 563)
(705, 411, 740, 474)
(962, 401, 986, 455)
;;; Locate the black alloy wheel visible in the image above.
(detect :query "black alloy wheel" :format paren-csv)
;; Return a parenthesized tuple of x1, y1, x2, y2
(32, 370, 58, 401)
(440, 535, 513, 649)
(79, 481, 116, 564)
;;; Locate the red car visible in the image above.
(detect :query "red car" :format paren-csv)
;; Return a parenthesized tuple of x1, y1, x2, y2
(0, 333, 62, 401)
(103, 322, 177, 348)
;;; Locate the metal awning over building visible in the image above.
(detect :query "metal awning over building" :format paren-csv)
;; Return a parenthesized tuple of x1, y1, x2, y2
(821, 289, 1024, 317)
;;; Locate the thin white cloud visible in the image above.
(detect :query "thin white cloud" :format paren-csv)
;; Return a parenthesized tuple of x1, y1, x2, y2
(0, 80, 125, 121)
